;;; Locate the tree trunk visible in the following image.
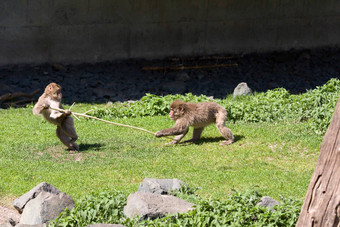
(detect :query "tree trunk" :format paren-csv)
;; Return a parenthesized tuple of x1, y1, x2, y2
(296, 97, 340, 227)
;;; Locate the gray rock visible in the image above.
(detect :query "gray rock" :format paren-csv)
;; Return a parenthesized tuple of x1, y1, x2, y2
(233, 82, 252, 98)
(138, 178, 185, 194)
(123, 192, 194, 219)
(19, 191, 74, 225)
(257, 196, 280, 211)
(13, 182, 61, 213)
(86, 224, 126, 227)
(16, 224, 47, 227)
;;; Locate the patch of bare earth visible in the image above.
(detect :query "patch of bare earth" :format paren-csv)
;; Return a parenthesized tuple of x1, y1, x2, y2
(41, 145, 90, 162)
(0, 205, 20, 225)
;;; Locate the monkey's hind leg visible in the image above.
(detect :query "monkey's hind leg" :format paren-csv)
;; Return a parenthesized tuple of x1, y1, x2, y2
(184, 127, 204, 144)
(62, 117, 78, 141)
(56, 127, 79, 151)
(57, 117, 79, 151)
(216, 114, 234, 146)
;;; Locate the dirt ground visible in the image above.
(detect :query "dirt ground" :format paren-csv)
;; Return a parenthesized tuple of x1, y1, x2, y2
(0, 205, 20, 225)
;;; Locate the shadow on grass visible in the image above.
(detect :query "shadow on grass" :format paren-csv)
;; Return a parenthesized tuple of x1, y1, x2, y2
(180, 134, 244, 145)
(78, 143, 104, 152)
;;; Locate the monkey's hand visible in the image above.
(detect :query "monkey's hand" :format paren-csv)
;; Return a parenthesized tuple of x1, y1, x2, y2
(42, 103, 50, 109)
(155, 131, 164, 137)
(64, 110, 72, 115)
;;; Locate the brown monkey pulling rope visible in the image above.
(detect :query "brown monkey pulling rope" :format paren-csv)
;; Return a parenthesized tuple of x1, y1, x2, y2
(49, 106, 175, 140)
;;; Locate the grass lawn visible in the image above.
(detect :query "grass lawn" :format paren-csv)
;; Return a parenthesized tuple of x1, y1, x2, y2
(0, 104, 322, 205)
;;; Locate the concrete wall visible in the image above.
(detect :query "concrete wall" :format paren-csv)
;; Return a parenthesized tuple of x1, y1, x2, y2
(0, 0, 339, 65)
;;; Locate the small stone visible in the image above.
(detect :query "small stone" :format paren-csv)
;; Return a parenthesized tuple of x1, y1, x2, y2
(257, 196, 280, 211)
(233, 82, 252, 98)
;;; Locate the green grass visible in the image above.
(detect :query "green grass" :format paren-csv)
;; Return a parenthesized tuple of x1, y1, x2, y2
(0, 104, 321, 205)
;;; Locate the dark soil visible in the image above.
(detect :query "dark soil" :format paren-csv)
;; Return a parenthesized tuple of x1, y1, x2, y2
(0, 46, 339, 107)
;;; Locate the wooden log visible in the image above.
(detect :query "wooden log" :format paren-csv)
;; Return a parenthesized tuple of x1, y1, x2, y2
(142, 63, 238, 71)
(0, 89, 40, 102)
(296, 96, 340, 226)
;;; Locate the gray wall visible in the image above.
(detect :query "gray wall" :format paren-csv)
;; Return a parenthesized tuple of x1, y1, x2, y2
(0, 0, 339, 65)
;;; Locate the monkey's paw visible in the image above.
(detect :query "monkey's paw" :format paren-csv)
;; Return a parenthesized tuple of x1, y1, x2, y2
(155, 131, 163, 137)
(220, 140, 234, 146)
(42, 103, 50, 109)
(64, 110, 72, 115)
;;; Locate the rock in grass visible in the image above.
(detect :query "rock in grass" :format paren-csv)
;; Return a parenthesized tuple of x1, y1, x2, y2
(257, 196, 280, 211)
(138, 178, 185, 194)
(233, 82, 252, 98)
(19, 190, 74, 225)
(124, 192, 194, 219)
(13, 182, 61, 213)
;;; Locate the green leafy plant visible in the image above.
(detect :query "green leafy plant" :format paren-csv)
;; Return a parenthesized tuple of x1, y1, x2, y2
(50, 188, 302, 227)
(49, 187, 302, 227)
(90, 78, 340, 134)
(91, 93, 213, 119)
(50, 189, 127, 227)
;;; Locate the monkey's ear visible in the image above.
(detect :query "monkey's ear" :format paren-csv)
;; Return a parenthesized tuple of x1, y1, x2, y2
(179, 104, 186, 112)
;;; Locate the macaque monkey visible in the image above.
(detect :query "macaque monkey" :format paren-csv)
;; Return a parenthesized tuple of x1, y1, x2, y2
(155, 100, 234, 145)
(33, 83, 79, 151)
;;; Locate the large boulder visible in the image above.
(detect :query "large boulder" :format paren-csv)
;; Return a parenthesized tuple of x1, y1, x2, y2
(233, 82, 252, 98)
(19, 190, 74, 225)
(138, 178, 185, 194)
(124, 192, 194, 219)
(13, 182, 61, 213)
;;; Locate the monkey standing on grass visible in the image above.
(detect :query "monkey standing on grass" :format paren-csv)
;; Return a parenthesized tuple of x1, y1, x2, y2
(155, 100, 234, 145)
(33, 83, 79, 151)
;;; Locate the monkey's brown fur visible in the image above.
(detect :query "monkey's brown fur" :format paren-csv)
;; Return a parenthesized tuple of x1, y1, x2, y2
(33, 83, 79, 151)
(155, 100, 234, 145)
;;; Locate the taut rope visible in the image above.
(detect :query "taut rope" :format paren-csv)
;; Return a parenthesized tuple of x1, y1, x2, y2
(48, 106, 174, 140)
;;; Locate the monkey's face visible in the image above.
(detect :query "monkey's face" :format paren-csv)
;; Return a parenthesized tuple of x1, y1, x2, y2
(169, 107, 183, 121)
(169, 100, 186, 121)
(45, 83, 62, 101)
(54, 89, 62, 100)
(49, 87, 62, 100)
(169, 108, 177, 120)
